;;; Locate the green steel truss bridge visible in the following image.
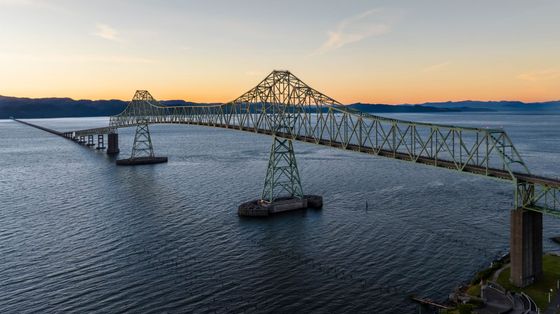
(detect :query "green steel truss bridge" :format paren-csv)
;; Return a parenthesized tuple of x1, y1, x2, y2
(67, 70, 559, 217)
(62, 70, 558, 287)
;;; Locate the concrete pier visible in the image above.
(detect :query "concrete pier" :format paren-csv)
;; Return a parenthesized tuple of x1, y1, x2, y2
(96, 134, 105, 150)
(107, 133, 120, 155)
(510, 208, 543, 287)
(116, 156, 168, 166)
(86, 135, 95, 146)
(238, 195, 323, 217)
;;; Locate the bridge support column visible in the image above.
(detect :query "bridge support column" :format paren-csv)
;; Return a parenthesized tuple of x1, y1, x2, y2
(86, 135, 95, 146)
(116, 121, 167, 165)
(107, 133, 120, 155)
(96, 134, 105, 150)
(238, 136, 322, 217)
(261, 136, 304, 202)
(510, 208, 543, 287)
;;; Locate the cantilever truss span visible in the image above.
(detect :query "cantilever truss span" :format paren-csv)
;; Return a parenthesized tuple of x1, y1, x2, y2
(67, 70, 560, 217)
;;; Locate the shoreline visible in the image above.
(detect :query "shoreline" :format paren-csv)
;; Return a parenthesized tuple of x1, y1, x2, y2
(443, 252, 560, 313)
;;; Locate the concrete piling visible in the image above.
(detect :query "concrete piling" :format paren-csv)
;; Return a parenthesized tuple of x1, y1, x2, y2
(86, 135, 95, 146)
(96, 134, 105, 150)
(107, 133, 120, 155)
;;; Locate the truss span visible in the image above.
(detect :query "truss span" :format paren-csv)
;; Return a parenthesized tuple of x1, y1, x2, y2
(67, 70, 560, 216)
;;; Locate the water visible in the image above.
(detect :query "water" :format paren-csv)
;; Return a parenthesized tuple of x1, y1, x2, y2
(1, 112, 559, 313)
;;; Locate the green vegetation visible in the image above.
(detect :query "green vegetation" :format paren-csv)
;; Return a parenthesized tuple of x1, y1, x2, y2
(466, 284, 481, 297)
(440, 254, 559, 313)
(469, 259, 505, 285)
(448, 254, 560, 313)
(464, 259, 506, 298)
(497, 254, 560, 310)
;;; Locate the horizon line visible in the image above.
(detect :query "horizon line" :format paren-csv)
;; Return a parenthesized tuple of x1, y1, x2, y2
(1, 93, 559, 106)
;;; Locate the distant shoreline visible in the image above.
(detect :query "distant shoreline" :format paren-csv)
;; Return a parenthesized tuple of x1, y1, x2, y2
(1, 94, 559, 119)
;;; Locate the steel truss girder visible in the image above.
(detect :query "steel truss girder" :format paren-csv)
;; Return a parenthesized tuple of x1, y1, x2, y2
(261, 136, 303, 202)
(130, 120, 155, 159)
(516, 181, 560, 218)
(69, 71, 560, 217)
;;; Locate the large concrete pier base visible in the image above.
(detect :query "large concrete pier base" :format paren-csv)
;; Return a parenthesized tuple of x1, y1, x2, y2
(510, 208, 543, 287)
(116, 156, 168, 166)
(238, 195, 323, 217)
(107, 133, 120, 155)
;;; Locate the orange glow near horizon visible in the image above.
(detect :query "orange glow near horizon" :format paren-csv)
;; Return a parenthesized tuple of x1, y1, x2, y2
(2, 71, 558, 105)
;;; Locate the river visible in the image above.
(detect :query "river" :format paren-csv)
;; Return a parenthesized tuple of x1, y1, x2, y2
(1, 112, 559, 313)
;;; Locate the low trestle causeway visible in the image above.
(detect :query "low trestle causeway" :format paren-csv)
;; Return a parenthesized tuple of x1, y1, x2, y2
(13, 118, 119, 154)
(12, 70, 560, 289)
(13, 118, 65, 137)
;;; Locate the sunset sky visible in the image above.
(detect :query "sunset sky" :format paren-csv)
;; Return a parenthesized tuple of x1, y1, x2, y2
(1, 0, 559, 104)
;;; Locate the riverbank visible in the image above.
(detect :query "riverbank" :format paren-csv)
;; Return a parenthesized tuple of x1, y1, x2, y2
(448, 253, 560, 313)
(495, 253, 560, 310)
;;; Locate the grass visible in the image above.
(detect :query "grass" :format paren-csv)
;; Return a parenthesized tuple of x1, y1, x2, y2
(464, 259, 505, 298)
(466, 284, 481, 297)
(442, 254, 559, 314)
(496, 254, 560, 311)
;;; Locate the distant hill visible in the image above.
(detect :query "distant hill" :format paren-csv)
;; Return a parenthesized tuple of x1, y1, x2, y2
(350, 100, 560, 113)
(416, 100, 560, 112)
(1, 95, 559, 119)
(346, 103, 489, 113)
(0, 95, 218, 119)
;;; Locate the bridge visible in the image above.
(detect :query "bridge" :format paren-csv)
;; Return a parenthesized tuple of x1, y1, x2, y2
(19, 70, 560, 288)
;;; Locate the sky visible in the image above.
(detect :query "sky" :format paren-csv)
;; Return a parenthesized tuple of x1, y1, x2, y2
(0, 0, 559, 104)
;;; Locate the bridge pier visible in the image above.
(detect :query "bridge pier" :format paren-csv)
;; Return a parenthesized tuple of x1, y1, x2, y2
(86, 135, 95, 147)
(510, 208, 543, 287)
(96, 134, 105, 150)
(116, 121, 167, 165)
(238, 136, 322, 217)
(107, 133, 120, 155)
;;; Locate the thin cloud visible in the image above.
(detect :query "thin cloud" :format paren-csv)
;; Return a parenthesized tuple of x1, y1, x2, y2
(93, 23, 120, 42)
(516, 69, 560, 81)
(423, 61, 451, 72)
(314, 9, 391, 55)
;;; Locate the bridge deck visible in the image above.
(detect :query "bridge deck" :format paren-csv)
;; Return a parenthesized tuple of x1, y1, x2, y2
(69, 120, 560, 189)
(13, 119, 64, 137)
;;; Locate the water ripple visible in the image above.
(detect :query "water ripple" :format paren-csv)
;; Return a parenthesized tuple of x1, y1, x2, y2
(1, 114, 559, 313)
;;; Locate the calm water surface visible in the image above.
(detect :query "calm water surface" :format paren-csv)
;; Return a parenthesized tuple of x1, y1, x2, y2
(1, 112, 559, 313)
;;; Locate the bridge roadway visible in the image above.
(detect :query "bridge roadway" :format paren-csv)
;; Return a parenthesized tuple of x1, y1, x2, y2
(14, 118, 64, 137)
(66, 121, 560, 189)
